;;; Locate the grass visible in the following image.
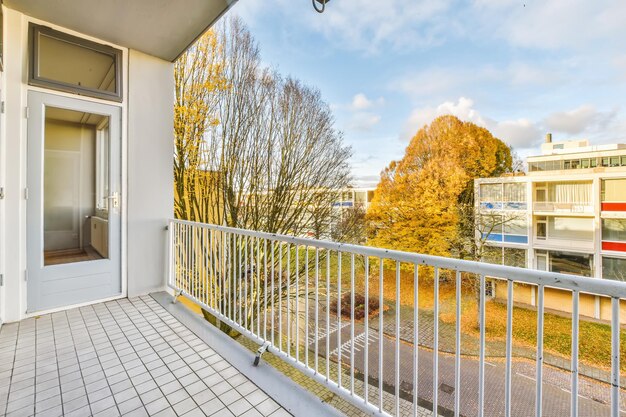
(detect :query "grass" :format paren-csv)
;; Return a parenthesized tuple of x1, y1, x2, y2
(180, 247, 625, 374)
(352, 264, 626, 372)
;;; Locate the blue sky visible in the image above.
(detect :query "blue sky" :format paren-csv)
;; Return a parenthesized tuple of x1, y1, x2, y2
(231, 0, 626, 187)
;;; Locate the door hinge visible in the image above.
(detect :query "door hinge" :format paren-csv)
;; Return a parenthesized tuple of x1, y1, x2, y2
(0, 187, 4, 200)
(24, 188, 29, 200)
(25, 107, 29, 119)
(1, 101, 5, 114)
(0, 274, 3, 286)
(24, 270, 28, 282)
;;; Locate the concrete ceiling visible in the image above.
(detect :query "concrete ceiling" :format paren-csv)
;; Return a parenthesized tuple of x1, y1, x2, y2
(5, 0, 237, 61)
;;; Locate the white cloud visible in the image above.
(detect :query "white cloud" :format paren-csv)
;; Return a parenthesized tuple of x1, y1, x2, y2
(544, 105, 617, 135)
(401, 97, 543, 150)
(351, 93, 385, 111)
(349, 112, 382, 132)
(401, 97, 485, 139)
(473, 0, 626, 51)
(310, 0, 454, 53)
(490, 119, 543, 150)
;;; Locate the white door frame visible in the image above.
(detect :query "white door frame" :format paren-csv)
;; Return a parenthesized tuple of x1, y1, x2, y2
(26, 90, 122, 313)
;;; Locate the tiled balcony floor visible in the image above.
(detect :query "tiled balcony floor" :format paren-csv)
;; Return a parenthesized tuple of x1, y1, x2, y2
(0, 296, 291, 417)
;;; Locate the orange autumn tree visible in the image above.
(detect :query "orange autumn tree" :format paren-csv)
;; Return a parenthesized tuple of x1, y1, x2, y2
(366, 115, 512, 259)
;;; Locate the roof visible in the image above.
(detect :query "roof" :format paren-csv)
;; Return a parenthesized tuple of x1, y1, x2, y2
(5, 0, 237, 61)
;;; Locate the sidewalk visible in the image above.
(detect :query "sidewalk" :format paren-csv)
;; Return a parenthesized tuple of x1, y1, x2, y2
(371, 303, 626, 396)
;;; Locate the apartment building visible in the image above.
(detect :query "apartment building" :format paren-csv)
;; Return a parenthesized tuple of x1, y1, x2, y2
(331, 187, 376, 210)
(475, 135, 626, 320)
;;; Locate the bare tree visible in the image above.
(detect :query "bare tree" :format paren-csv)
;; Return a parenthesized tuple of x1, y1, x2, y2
(173, 17, 352, 339)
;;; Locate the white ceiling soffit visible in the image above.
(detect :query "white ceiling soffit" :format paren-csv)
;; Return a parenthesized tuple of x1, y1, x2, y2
(4, 0, 237, 62)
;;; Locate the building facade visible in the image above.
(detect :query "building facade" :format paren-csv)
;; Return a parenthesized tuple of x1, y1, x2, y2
(475, 137, 626, 320)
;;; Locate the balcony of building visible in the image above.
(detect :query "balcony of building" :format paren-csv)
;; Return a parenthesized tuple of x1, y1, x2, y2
(2, 219, 626, 417)
(533, 181, 594, 215)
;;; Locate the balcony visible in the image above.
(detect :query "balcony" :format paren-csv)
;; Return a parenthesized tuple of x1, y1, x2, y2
(2, 220, 626, 417)
(165, 219, 626, 417)
(533, 202, 594, 214)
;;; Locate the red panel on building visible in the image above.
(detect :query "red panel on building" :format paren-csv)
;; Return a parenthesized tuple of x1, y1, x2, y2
(603, 241, 626, 252)
(602, 202, 626, 211)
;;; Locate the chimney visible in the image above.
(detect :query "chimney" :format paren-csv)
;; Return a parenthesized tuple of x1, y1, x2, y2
(545, 133, 552, 143)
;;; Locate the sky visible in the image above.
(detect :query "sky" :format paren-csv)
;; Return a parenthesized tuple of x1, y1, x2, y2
(231, 0, 626, 187)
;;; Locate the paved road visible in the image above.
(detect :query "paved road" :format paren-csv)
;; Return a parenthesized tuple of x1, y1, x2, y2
(304, 313, 625, 417)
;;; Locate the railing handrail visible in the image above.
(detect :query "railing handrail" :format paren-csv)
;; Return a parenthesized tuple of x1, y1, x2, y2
(169, 218, 626, 299)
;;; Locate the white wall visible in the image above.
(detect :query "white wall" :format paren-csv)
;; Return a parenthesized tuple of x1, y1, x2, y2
(2, 7, 27, 322)
(127, 49, 173, 297)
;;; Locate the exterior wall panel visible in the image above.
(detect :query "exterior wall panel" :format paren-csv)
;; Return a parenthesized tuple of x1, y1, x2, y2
(127, 49, 173, 297)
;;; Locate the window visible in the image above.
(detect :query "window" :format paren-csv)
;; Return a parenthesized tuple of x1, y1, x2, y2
(602, 157, 610, 167)
(482, 246, 503, 264)
(548, 181, 592, 204)
(549, 251, 593, 277)
(622, 156, 626, 166)
(480, 183, 502, 202)
(609, 156, 620, 167)
(602, 179, 626, 202)
(480, 214, 503, 235)
(603, 257, 626, 281)
(536, 251, 548, 270)
(504, 248, 527, 268)
(602, 219, 626, 242)
(29, 24, 123, 101)
(547, 216, 594, 241)
(535, 183, 547, 202)
(581, 159, 589, 169)
(590, 158, 598, 168)
(503, 183, 525, 202)
(536, 216, 547, 240)
(504, 218, 527, 236)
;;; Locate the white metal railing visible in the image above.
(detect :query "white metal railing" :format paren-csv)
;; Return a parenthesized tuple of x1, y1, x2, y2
(533, 202, 594, 213)
(167, 219, 626, 417)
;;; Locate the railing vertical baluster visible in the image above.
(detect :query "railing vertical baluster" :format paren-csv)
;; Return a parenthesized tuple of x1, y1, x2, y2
(305, 247, 310, 368)
(209, 228, 214, 309)
(414, 264, 420, 417)
(326, 250, 331, 382)
(251, 236, 255, 332)
(296, 245, 300, 362)
(187, 224, 192, 295)
(256, 238, 260, 337)
(379, 258, 384, 413)
(315, 248, 320, 374)
(571, 290, 579, 417)
(271, 240, 275, 346)
(395, 261, 401, 417)
(536, 285, 545, 417)
(222, 231, 227, 317)
(611, 297, 620, 417)
(287, 244, 291, 357)
(364, 256, 370, 404)
(231, 233, 236, 322)
(479, 274, 486, 417)
(505, 279, 513, 417)
(263, 239, 267, 341)
(237, 235, 242, 324)
(350, 253, 356, 396)
(433, 267, 439, 417)
(244, 236, 249, 331)
(337, 251, 342, 387)
(454, 270, 461, 417)
(279, 243, 283, 352)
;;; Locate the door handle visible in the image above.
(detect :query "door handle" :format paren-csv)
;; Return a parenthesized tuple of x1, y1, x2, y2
(106, 192, 120, 209)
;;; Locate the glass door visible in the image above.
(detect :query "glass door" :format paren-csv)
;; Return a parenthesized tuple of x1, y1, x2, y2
(27, 91, 121, 312)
